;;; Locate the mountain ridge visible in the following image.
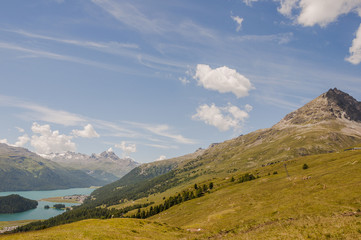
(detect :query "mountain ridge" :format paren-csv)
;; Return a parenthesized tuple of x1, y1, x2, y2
(0, 144, 105, 191)
(89, 88, 361, 207)
(42, 150, 139, 183)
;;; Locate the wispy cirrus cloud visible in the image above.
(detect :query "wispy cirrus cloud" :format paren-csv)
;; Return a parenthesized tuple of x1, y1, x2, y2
(92, 0, 164, 34)
(0, 42, 130, 72)
(0, 95, 85, 126)
(125, 121, 196, 144)
(4, 29, 139, 49)
(91, 0, 217, 42)
(0, 94, 195, 147)
(231, 32, 294, 44)
(1, 28, 189, 72)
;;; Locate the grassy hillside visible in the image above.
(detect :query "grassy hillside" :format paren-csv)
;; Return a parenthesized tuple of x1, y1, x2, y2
(89, 117, 361, 207)
(0, 219, 194, 240)
(5, 148, 361, 239)
(149, 148, 361, 239)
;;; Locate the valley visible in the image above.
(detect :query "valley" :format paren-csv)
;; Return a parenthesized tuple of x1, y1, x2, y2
(2, 88, 361, 239)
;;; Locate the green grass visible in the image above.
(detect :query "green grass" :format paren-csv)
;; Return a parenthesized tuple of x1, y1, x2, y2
(3, 149, 361, 239)
(148, 150, 361, 239)
(0, 220, 35, 230)
(0, 219, 195, 240)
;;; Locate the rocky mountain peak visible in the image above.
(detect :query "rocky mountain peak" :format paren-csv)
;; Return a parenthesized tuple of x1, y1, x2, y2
(276, 88, 361, 126)
(99, 150, 119, 160)
(324, 88, 361, 122)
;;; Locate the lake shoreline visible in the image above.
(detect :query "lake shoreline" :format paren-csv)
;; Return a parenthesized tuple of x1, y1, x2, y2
(0, 188, 94, 222)
(39, 197, 80, 204)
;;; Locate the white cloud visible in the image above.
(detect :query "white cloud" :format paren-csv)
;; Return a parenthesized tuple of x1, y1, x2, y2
(192, 103, 251, 131)
(0, 42, 128, 73)
(0, 95, 195, 149)
(194, 64, 253, 98)
(30, 122, 76, 154)
(156, 155, 167, 161)
(126, 121, 196, 144)
(91, 0, 217, 42)
(0, 134, 29, 148)
(92, 0, 163, 34)
(278, 0, 298, 17)
(144, 143, 178, 149)
(5, 29, 139, 50)
(72, 124, 100, 138)
(231, 15, 244, 32)
(179, 77, 190, 85)
(243, 0, 258, 6)
(115, 141, 136, 157)
(232, 32, 293, 44)
(145, 124, 196, 144)
(346, 23, 361, 64)
(0, 95, 85, 126)
(15, 127, 25, 133)
(14, 134, 30, 147)
(278, 0, 361, 27)
(107, 147, 113, 152)
(245, 104, 253, 112)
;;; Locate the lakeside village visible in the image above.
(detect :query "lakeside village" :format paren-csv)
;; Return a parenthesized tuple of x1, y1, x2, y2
(63, 194, 89, 204)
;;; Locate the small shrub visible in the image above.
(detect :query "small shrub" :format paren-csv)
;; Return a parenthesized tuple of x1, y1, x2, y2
(273, 171, 278, 175)
(303, 164, 309, 170)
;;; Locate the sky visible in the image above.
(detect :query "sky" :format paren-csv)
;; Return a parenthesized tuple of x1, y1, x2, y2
(0, 0, 361, 163)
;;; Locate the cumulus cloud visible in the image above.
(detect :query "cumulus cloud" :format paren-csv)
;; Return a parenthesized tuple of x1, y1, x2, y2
(115, 141, 136, 157)
(346, 23, 361, 64)
(278, 0, 298, 17)
(231, 15, 244, 32)
(31, 122, 76, 154)
(278, 0, 361, 27)
(14, 134, 30, 147)
(194, 64, 253, 98)
(72, 124, 100, 138)
(276, 0, 361, 65)
(192, 103, 252, 131)
(0, 134, 29, 147)
(156, 155, 167, 161)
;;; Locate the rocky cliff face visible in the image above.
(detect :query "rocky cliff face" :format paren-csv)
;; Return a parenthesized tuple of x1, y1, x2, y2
(277, 88, 361, 126)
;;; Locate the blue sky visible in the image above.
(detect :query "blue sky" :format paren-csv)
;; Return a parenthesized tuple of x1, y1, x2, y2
(0, 0, 361, 163)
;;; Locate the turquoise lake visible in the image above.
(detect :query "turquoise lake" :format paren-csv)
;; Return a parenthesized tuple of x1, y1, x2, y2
(0, 188, 94, 221)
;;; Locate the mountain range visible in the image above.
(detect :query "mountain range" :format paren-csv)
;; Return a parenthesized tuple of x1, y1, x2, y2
(7, 88, 361, 239)
(0, 144, 104, 191)
(42, 150, 139, 183)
